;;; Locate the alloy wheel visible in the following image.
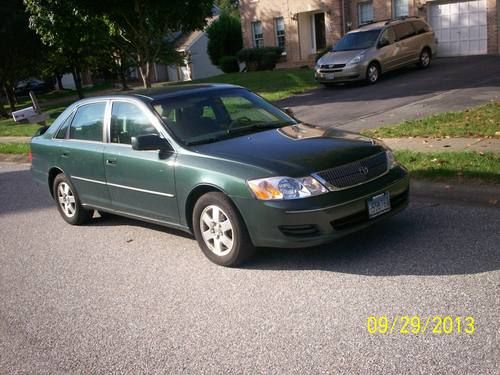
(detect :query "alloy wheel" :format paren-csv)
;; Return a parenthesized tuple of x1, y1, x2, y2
(200, 205, 234, 256)
(421, 51, 430, 67)
(368, 65, 379, 83)
(57, 182, 76, 218)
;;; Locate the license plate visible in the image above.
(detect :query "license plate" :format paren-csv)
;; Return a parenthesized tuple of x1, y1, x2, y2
(325, 73, 335, 80)
(367, 192, 391, 218)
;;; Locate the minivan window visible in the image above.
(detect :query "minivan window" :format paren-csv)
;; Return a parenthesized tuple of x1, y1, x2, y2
(412, 21, 430, 35)
(379, 27, 396, 45)
(110, 102, 159, 144)
(333, 29, 381, 51)
(69, 102, 106, 142)
(393, 22, 416, 41)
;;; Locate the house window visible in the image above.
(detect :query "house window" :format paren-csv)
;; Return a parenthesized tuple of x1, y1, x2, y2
(275, 17, 286, 49)
(252, 21, 263, 48)
(393, 0, 409, 18)
(358, 1, 373, 25)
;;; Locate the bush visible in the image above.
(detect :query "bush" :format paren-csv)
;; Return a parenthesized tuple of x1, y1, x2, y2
(236, 47, 282, 71)
(219, 56, 240, 73)
(206, 13, 243, 66)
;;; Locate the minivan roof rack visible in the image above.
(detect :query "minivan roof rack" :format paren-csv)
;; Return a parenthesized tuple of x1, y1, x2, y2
(385, 16, 421, 25)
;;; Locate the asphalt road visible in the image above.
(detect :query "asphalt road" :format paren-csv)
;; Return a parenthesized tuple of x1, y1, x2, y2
(1, 162, 499, 374)
(278, 56, 500, 131)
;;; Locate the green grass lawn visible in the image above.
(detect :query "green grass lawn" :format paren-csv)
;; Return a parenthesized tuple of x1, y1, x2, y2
(0, 103, 67, 136)
(364, 102, 500, 138)
(172, 68, 319, 102)
(396, 150, 500, 184)
(0, 143, 30, 154)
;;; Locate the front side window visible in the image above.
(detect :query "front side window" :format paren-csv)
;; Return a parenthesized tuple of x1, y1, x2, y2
(358, 1, 374, 25)
(333, 29, 381, 51)
(110, 102, 159, 144)
(393, 0, 409, 18)
(252, 21, 263, 48)
(275, 17, 285, 49)
(380, 27, 397, 45)
(69, 102, 106, 142)
(152, 89, 296, 146)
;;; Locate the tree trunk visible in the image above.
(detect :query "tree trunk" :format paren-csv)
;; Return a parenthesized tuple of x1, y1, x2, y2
(0, 89, 8, 117)
(55, 73, 64, 90)
(3, 83, 16, 113)
(139, 61, 151, 88)
(72, 67, 84, 99)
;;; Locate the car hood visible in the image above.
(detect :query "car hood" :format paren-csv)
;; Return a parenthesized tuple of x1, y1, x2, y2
(190, 123, 385, 177)
(318, 50, 366, 66)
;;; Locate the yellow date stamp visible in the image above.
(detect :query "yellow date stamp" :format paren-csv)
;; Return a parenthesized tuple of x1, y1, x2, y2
(367, 316, 475, 335)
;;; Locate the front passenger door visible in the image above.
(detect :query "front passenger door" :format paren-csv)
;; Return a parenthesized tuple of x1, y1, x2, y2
(377, 27, 399, 71)
(104, 100, 178, 223)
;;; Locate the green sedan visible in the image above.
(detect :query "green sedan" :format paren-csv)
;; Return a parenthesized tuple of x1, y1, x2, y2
(31, 84, 409, 266)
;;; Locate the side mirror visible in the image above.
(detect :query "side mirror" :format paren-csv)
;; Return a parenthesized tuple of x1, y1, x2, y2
(131, 134, 172, 151)
(378, 39, 390, 48)
(283, 107, 295, 118)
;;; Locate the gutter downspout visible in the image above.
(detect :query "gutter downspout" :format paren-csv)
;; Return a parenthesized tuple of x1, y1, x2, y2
(341, 0, 346, 35)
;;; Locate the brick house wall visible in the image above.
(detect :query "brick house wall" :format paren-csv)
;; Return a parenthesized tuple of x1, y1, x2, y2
(240, 0, 499, 66)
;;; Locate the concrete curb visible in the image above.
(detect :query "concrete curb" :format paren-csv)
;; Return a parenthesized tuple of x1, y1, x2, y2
(411, 179, 499, 206)
(0, 154, 29, 163)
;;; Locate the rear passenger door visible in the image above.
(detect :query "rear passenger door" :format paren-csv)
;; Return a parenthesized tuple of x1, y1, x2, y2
(393, 22, 419, 65)
(103, 100, 178, 223)
(57, 101, 111, 208)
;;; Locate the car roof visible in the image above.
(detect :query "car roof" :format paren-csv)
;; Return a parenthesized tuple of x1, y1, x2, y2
(75, 83, 244, 106)
(351, 17, 424, 33)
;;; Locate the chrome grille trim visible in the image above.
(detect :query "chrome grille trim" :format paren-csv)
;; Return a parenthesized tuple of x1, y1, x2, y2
(313, 152, 389, 191)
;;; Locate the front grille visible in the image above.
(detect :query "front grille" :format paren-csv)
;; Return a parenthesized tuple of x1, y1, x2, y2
(320, 63, 346, 69)
(316, 152, 388, 190)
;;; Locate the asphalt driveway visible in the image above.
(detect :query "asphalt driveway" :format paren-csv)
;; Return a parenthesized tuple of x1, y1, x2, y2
(277, 56, 500, 131)
(1, 163, 499, 374)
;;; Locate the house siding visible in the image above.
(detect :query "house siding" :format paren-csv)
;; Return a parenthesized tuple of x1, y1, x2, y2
(240, 0, 499, 67)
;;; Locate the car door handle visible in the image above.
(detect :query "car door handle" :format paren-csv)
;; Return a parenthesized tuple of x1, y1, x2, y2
(106, 159, 117, 165)
(61, 152, 70, 158)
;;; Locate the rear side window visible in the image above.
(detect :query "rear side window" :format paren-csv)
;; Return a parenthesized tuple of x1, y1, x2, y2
(69, 102, 106, 142)
(394, 22, 416, 41)
(110, 102, 159, 144)
(412, 21, 430, 35)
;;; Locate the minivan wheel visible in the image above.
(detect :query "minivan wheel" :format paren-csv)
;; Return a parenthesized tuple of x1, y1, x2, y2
(53, 174, 92, 225)
(193, 192, 255, 267)
(366, 63, 380, 84)
(418, 49, 431, 68)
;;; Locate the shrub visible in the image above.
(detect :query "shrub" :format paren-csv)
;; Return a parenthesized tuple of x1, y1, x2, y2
(236, 47, 282, 71)
(206, 13, 243, 66)
(219, 56, 240, 73)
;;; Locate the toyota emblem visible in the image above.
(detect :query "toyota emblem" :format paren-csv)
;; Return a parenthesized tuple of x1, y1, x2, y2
(359, 166, 369, 175)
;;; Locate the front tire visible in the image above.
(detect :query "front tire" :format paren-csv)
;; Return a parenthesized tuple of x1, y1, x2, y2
(366, 63, 380, 84)
(193, 192, 255, 267)
(53, 174, 92, 225)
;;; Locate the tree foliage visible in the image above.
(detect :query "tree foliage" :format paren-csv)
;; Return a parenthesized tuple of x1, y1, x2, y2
(206, 12, 243, 67)
(0, 0, 44, 112)
(78, 0, 215, 88)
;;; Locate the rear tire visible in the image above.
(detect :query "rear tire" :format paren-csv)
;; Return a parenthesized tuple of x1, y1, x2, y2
(418, 48, 432, 69)
(366, 63, 380, 84)
(193, 192, 255, 267)
(53, 174, 92, 225)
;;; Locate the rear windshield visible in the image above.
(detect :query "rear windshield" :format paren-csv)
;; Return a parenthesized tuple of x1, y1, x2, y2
(333, 29, 381, 51)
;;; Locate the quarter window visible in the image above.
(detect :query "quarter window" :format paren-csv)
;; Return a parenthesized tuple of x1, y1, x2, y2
(110, 102, 159, 144)
(275, 17, 286, 49)
(358, 1, 374, 25)
(393, 0, 409, 18)
(252, 21, 263, 48)
(55, 112, 74, 139)
(69, 102, 106, 142)
(412, 20, 430, 35)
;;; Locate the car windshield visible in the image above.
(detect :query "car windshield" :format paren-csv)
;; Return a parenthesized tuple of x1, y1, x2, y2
(333, 29, 381, 51)
(152, 88, 297, 146)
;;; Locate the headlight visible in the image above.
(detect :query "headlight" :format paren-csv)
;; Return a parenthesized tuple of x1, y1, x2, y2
(386, 150, 396, 169)
(247, 176, 328, 200)
(348, 53, 365, 65)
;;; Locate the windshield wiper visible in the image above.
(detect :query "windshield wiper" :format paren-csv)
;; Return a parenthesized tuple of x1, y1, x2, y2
(226, 122, 282, 135)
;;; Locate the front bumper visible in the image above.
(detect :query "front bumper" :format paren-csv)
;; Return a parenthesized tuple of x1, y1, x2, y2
(232, 166, 409, 248)
(314, 62, 368, 83)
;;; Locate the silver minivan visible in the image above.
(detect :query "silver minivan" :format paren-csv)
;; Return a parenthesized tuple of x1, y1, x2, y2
(315, 17, 437, 85)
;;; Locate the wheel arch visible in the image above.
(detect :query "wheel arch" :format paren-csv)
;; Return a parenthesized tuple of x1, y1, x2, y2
(185, 184, 227, 232)
(48, 167, 64, 198)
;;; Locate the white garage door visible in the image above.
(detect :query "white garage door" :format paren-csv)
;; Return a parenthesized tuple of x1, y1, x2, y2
(429, 0, 488, 56)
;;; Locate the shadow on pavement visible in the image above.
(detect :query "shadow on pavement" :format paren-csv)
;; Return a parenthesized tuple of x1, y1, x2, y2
(246, 199, 500, 276)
